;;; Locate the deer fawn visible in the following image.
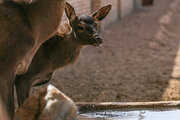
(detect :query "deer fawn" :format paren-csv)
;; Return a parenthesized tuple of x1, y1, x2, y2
(15, 2, 112, 107)
(0, 0, 65, 119)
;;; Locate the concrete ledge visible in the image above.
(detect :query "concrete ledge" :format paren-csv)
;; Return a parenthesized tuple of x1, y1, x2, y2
(76, 101, 180, 111)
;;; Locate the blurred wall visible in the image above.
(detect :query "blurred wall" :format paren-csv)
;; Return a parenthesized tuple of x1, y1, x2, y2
(119, 0, 134, 18)
(134, 0, 142, 9)
(67, 0, 91, 15)
(0, 0, 142, 29)
(101, 0, 119, 30)
(92, 0, 101, 13)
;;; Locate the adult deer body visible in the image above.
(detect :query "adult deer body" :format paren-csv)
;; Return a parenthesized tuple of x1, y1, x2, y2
(15, 2, 111, 107)
(0, 0, 65, 118)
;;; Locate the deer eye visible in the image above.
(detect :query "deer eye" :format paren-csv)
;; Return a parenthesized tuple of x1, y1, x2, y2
(78, 25, 84, 31)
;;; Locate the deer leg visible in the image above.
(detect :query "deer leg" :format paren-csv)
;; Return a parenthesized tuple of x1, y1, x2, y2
(15, 75, 31, 107)
(0, 73, 14, 120)
(15, 65, 48, 106)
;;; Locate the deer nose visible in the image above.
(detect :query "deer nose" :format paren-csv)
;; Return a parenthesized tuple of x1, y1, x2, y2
(93, 34, 103, 44)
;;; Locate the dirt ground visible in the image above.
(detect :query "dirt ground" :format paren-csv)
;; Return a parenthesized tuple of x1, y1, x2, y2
(32, 0, 180, 102)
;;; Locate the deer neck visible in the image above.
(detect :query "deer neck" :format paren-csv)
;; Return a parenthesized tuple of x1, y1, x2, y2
(23, 0, 65, 42)
(66, 31, 84, 51)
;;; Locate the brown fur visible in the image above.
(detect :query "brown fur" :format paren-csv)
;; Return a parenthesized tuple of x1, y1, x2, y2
(14, 85, 78, 120)
(0, 98, 9, 120)
(15, 3, 112, 107)
(0, 0, 65, 119)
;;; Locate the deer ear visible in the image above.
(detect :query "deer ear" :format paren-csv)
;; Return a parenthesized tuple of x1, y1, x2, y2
(65, 2, 77, 24)
(92, 4, 112, 22)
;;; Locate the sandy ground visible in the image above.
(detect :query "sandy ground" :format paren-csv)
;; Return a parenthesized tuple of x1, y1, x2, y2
(32, 0, 180, 102)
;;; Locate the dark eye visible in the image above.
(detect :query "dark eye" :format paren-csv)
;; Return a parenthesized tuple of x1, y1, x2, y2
(78, 26, 84, 30)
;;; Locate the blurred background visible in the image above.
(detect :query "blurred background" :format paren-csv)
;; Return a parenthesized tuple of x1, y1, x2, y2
(19, 0, 180, 103)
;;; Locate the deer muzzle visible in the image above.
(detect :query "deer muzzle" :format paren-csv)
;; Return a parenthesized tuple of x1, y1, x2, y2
(93, 34, 103, 46)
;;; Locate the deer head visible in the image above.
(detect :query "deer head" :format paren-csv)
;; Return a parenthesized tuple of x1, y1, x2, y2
(65, 2, 112, 46)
